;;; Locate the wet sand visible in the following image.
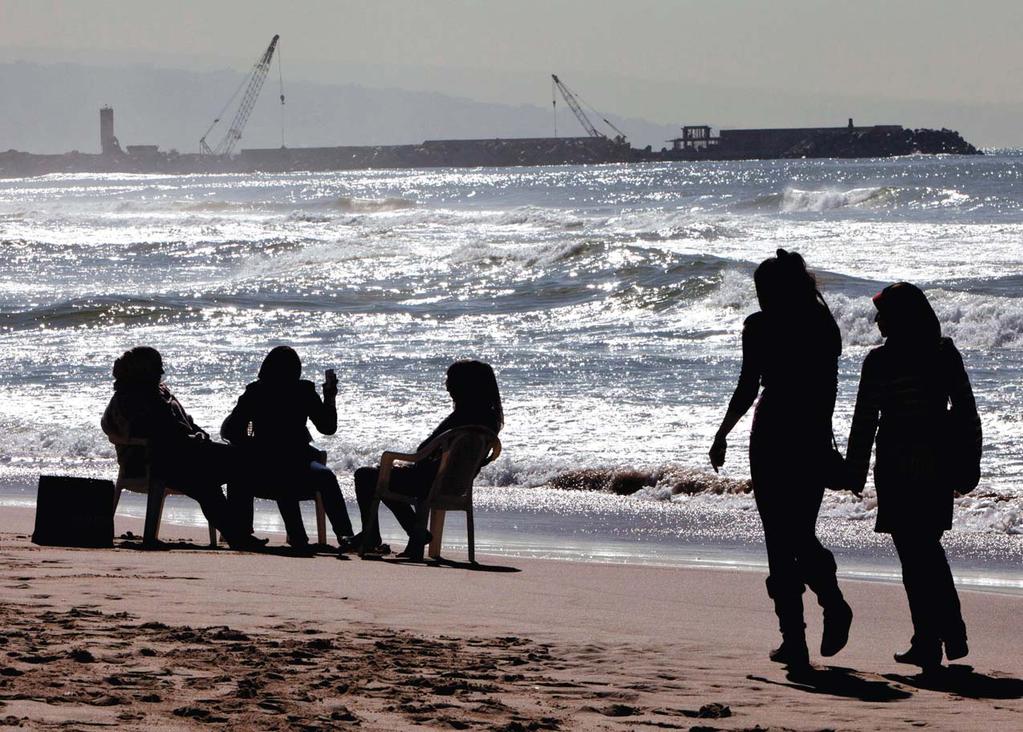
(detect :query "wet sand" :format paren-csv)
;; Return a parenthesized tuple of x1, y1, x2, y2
(0, 505, 1021, 730)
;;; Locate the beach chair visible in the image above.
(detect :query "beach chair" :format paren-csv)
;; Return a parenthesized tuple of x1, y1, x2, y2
(364, 425, 501, 563)
(108, 436, 218, 547)
(289, 449, 330, 546)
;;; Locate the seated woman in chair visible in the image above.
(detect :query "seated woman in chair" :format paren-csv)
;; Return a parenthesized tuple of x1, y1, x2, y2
(221, 346, 354, 549)
(101, 346, 257, 549)
(349, 360, 504, 559)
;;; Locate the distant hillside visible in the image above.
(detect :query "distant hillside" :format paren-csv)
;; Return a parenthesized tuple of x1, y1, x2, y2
(0, 61, 681, 154)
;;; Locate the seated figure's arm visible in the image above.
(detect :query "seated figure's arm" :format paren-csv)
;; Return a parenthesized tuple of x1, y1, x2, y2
(221, 389, 254, 444)
(101, 396, 128, 441)
(417, 414, 456, 452)
(307, 382, 337, 436)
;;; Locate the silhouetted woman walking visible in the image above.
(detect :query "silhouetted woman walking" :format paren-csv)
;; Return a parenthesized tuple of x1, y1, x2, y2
(846, 283, 981, 670)
(710, 249, 852, 667)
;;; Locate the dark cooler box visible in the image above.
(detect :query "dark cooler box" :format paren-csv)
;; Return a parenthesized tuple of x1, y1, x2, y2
(32, 475, 115, 548)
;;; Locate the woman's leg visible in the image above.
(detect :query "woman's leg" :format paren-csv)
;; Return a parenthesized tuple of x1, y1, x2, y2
(226, 484, 256, 536)
(754, 485, 808, 661)
(892, 531, 942, 663)
(276, 499, 309, 545)
(353, 467, 381, 547)
(308, 463, 354, 540)
(922, 531, 967, 653)
(159, 441, 248, 545)
(381, 465, 433, 539)
(791, 484, 851, 656)
(352, 464, 432, 549)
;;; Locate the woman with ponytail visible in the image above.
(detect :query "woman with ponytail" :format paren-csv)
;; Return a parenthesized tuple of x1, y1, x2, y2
(710, 249, 852, 668)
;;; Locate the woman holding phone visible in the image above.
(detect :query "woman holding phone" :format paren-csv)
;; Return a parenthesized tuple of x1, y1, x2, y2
(221, 346, 353, 548)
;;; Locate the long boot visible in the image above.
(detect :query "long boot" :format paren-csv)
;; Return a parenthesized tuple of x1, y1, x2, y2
(765, 577, 810, 668)
(814, 578, 853, 657)
(802, 542, 852, 657)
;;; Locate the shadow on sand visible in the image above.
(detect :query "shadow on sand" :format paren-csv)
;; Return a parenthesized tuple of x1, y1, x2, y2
(748, 665, 912, 702)
(115, 539, 323, 558)
(885, 665, 1023, 700)
(372, 555, 522, 573)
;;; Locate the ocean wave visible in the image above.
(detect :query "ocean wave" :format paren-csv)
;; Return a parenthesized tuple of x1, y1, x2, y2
(827, 288, 1023, 350)
(176, 200, 244, 212)
(0, 295, 196, 331)
(315, 196, 417, 213)
(779, 186, 895, 213)
(538, 466, 1021, 535)
(547, 466, 750, 496)
(492, 206, 586, 228)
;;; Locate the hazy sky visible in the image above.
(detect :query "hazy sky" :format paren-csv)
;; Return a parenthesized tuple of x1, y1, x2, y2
(3, 0, 1022, 144)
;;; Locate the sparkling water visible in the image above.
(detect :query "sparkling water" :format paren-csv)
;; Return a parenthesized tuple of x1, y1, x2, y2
(1, 155, 1021, 579)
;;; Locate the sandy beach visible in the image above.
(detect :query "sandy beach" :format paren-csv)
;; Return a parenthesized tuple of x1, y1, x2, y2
(0, 506, 1018, 730)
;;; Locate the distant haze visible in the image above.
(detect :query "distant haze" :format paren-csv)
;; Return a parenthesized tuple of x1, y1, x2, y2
(1, 0, 1021, 152)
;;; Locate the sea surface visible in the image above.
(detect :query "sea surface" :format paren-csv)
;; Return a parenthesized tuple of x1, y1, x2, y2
(1, 155, 1021, 585)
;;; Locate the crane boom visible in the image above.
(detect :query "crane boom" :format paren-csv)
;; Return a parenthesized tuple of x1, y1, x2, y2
(200, 35, 279, 156)
(551, 74, 602, 138)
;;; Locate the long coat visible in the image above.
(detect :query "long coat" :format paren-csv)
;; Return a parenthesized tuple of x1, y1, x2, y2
(846, 337, 981, 533)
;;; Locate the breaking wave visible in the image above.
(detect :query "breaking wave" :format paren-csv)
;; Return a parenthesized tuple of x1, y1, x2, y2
(827, 288, 1023, 350)
(779, 186, 895, 212)
(734, 185, 975, 215)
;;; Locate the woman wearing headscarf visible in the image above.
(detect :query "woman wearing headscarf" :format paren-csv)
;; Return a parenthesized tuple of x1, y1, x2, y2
(710, 249, 852, 668)
(846, 283, 981, 670)
(221, 346, 354, 548)
(349, 360, 504, 561)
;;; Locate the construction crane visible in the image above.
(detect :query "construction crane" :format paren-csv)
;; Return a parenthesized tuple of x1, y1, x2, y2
(551, 74, 628, 145)
(200, 35, 280, 156)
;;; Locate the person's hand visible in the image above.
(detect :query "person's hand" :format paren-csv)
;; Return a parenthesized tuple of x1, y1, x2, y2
(709, 435, 727, 473)
(323, 369, 338, 399)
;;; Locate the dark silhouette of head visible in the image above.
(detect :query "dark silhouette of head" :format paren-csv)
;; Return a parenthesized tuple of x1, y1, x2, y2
(872, 282, 941, 344)
(112, 346, 163, 387)
(258, 346, 302, 382)
(445, 360, 504, 429)
(754, 249, 822, 315)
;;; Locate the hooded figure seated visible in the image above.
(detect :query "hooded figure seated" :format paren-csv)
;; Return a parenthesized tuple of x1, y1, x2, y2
(101, 346, 257, 550)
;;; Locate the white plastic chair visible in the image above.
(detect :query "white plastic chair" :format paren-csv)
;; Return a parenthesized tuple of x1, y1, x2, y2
(364, 425, 501, 562)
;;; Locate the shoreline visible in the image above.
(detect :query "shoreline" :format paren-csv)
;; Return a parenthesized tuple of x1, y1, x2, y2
(1, 505, 1022, 729)
(5, 482, 1023, 597)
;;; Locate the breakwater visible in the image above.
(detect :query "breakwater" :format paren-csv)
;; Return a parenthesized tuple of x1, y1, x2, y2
(0, 126, 979, 179)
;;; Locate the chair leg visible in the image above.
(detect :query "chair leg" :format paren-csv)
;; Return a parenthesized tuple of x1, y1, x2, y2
(466, 508, 475, 564)
(144, 485, 166, 543)
(428, 509, 445, 559)
(314, 492, 327, 545)
(208, 521, 217, 548)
